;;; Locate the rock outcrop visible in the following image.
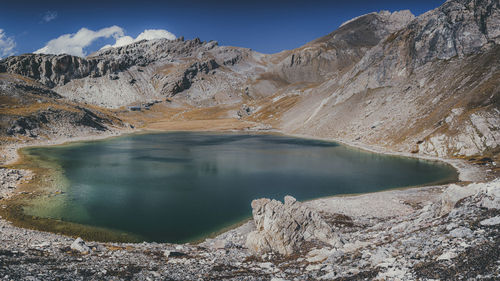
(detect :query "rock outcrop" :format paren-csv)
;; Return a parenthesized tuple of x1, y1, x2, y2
(246, 196, 343, 256)
(407, 0, 500, 65)
(70, 237, 91, 254)
(438, 180, 500, 216)
(0, 54, 106, 87)
(0, 38, 214, 88)
(154, 59, 219, 97)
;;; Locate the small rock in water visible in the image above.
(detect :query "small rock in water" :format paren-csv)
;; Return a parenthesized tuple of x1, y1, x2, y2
(70, 237, 91, 254)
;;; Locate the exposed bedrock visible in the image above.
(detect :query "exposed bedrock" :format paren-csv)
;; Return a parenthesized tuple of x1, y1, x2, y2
(246, 196, 344, 256)
(0, 38, 213, 88)
(407, 0, 500, 65)
(4, 107, 116, 138)
(153, 59, 219, 97)
(0, 54, 116, 87)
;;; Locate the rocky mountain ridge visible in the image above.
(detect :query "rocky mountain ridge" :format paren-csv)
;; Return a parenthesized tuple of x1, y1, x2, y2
(268, 10, 415, 84)
(0, 38, 215, 87)
(0, 37, 261, 108)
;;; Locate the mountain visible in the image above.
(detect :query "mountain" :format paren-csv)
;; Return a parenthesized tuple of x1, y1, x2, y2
(0, 38, 263, 108)
(1, 0, 499, 161)
(278, 0, 500, 158)
(268, 10, 415, 84)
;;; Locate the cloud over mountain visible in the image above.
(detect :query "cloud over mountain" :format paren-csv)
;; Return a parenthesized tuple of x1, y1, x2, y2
(0, 29, 16, 58)
(34, 27, 176, 57)
(34, 26, 125, 57)
(100, 29, 176, 50)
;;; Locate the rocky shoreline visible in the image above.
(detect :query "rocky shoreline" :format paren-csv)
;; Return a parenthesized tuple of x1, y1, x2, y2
(0, 126, 499, 280)
(287, 133, 491, 183)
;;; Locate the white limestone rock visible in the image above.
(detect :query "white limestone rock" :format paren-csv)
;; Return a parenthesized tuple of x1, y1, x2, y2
(70, 237, 91, 254)
(246, 196, 343, 256)
(438, 184, 478, 216)
(480, 216, 500, 226)
(437, 250, 458, 261)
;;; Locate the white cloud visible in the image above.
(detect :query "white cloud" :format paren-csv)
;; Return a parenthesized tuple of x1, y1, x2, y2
(136, 29, 176, 41)
(0, 29, 16, 58)
(41, 11, 58, 23)
(34, 26, 125, 57)
(100, 36, 134, 50)
(100, 29, 176, 50)
(35, 27, 176, 57)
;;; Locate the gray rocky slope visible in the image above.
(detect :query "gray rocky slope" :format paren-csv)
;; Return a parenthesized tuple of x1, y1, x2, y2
(0, 37, 265, 108)
(0, 73, 124, 142)
(279, 0, 500, 158)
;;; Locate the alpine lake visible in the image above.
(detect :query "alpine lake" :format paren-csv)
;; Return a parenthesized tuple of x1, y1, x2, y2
(9, 132, 458, 243)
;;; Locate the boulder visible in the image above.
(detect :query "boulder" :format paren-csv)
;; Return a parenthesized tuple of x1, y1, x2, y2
(480, 216, 500, 226)
(438, 184, 477, 216)
(246, 196, 343, 256)
(438, 180, 500, 216)
(70, 237, 91, 254)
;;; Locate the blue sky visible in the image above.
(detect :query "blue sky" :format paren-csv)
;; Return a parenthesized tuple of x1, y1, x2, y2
(0, 0, 445, 57)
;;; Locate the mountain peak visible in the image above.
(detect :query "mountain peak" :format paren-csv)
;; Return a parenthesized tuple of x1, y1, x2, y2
(339, 10, 415, 32)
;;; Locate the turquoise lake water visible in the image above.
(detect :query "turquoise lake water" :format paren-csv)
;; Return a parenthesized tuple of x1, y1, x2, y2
(24, 132, 458, 242)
